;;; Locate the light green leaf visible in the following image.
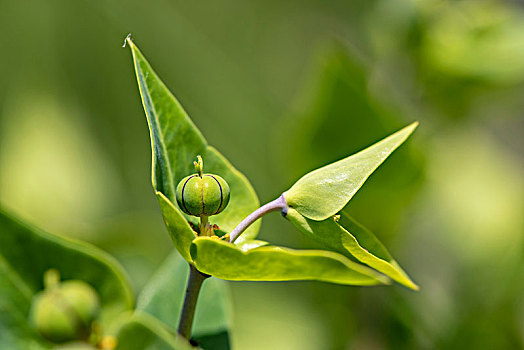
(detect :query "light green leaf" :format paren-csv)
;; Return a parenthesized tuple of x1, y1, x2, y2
(191, 237, 390, 286)
(283, 122, 418, 221)
(157, 193, 196, 262)
(286, 208, 418, 290)
(137, 250, 232, 347)
(0, 209, 134, 347)
(276, 45, 424, 232)
(112, 312, 194, 350)
(127, 38, 260, 247)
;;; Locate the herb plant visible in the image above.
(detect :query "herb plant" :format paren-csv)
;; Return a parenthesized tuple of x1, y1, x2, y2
(0, 36, 419, 349)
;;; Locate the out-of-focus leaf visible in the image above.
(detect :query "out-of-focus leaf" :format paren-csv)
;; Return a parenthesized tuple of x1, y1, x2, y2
(0, 260, 51, 349)
(0, 209, 134, 347)
(284, 122, 418, 221)
(286, 208, 418, 290)
(127, 38, 260, 249)
(112, 313, 194, 350)
(191, 237, 390, 286)
(193, 331, 230, 350)
(136, 251, 232, 347)
(422, 0, 524, 84)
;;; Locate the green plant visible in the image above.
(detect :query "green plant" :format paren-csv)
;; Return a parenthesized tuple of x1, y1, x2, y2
(29, 269, 101, 343)
(0, 36, 418, 349)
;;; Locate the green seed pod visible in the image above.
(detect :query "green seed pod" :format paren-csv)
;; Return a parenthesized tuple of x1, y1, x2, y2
(176, 156, 230, 218)
(29, 270, 100, 343)
(176, 173, 230, 217)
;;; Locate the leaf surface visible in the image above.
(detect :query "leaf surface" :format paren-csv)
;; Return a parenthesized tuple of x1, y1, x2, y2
(156, 193, 196, 262)
(191, 237, 390, 286)
(284, 122, 418, 221)
(286, 208, 418, 290)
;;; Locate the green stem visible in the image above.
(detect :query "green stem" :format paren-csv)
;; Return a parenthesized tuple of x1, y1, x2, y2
(177, 264, 209, 340)
(200, 215, 209, 236)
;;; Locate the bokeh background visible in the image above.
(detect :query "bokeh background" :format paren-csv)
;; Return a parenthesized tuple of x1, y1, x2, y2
(1, 0, 523, 348)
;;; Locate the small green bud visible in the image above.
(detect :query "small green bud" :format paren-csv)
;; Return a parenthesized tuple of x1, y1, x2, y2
(29, 270, 100, 343)
(176, 156, 230, 217)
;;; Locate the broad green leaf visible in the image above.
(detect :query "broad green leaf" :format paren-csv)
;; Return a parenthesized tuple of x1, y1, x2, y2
(111, 312, 194, 350)
(285, 208, 418, 290)
(0, 209, 134, 347)
(137, 250, 232, 348)
(127, 38, 260, 247)
(283, 122, 418, 221)
(190, 237, 390, 286)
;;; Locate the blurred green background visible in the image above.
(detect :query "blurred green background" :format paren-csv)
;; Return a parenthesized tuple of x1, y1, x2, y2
(1, 0, 523, 348)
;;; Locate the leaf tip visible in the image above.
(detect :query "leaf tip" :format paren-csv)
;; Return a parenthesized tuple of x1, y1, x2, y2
(409, 281, 420, 291)
(122, 33, 133, 48)
(407, 121, 419, 132)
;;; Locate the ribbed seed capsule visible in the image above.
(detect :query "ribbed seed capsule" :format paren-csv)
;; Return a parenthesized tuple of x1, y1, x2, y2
(176, 174, 230, 216)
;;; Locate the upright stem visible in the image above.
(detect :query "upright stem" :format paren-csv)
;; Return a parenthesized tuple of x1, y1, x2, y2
(177, 195, 288, 339)
(229, 194, 288, 243)
(177, 264, 208, 340)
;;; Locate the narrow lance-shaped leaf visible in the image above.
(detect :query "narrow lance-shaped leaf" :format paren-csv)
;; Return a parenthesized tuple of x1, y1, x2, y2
(286, 208, 418, 290)
(284, 122, 418, 221)
(0, 209, 134, 348)
(127, 38, 260, 252)
(136, 250, 233, 349)
(191, 237, 390, 286)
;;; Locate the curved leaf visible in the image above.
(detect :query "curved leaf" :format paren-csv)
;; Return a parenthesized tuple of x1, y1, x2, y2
(157, 193, 196, 262)
(112, 312, 194, 350)
(190, 237, 390, 286)
(127, 38, 260, 246)
(0, 209, 134, 347)
(286, 208, 418, 290)
(136, 250, 232, 347)
(283, 122, 418, 221)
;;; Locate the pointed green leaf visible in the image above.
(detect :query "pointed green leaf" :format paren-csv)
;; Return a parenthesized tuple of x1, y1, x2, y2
(283, 122, 418, 221)
(127, 38, 260, 246)
(276, 45, 424, 232)
(0, 209, 134, 347)
(137, 250, 232, 347)
(111, 313, 194, 350)
(190, 237, 390, 286)
(286, 208, 418, 290)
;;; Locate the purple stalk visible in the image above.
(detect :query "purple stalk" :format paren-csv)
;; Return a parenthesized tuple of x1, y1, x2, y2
(229, 194, 288, 243)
